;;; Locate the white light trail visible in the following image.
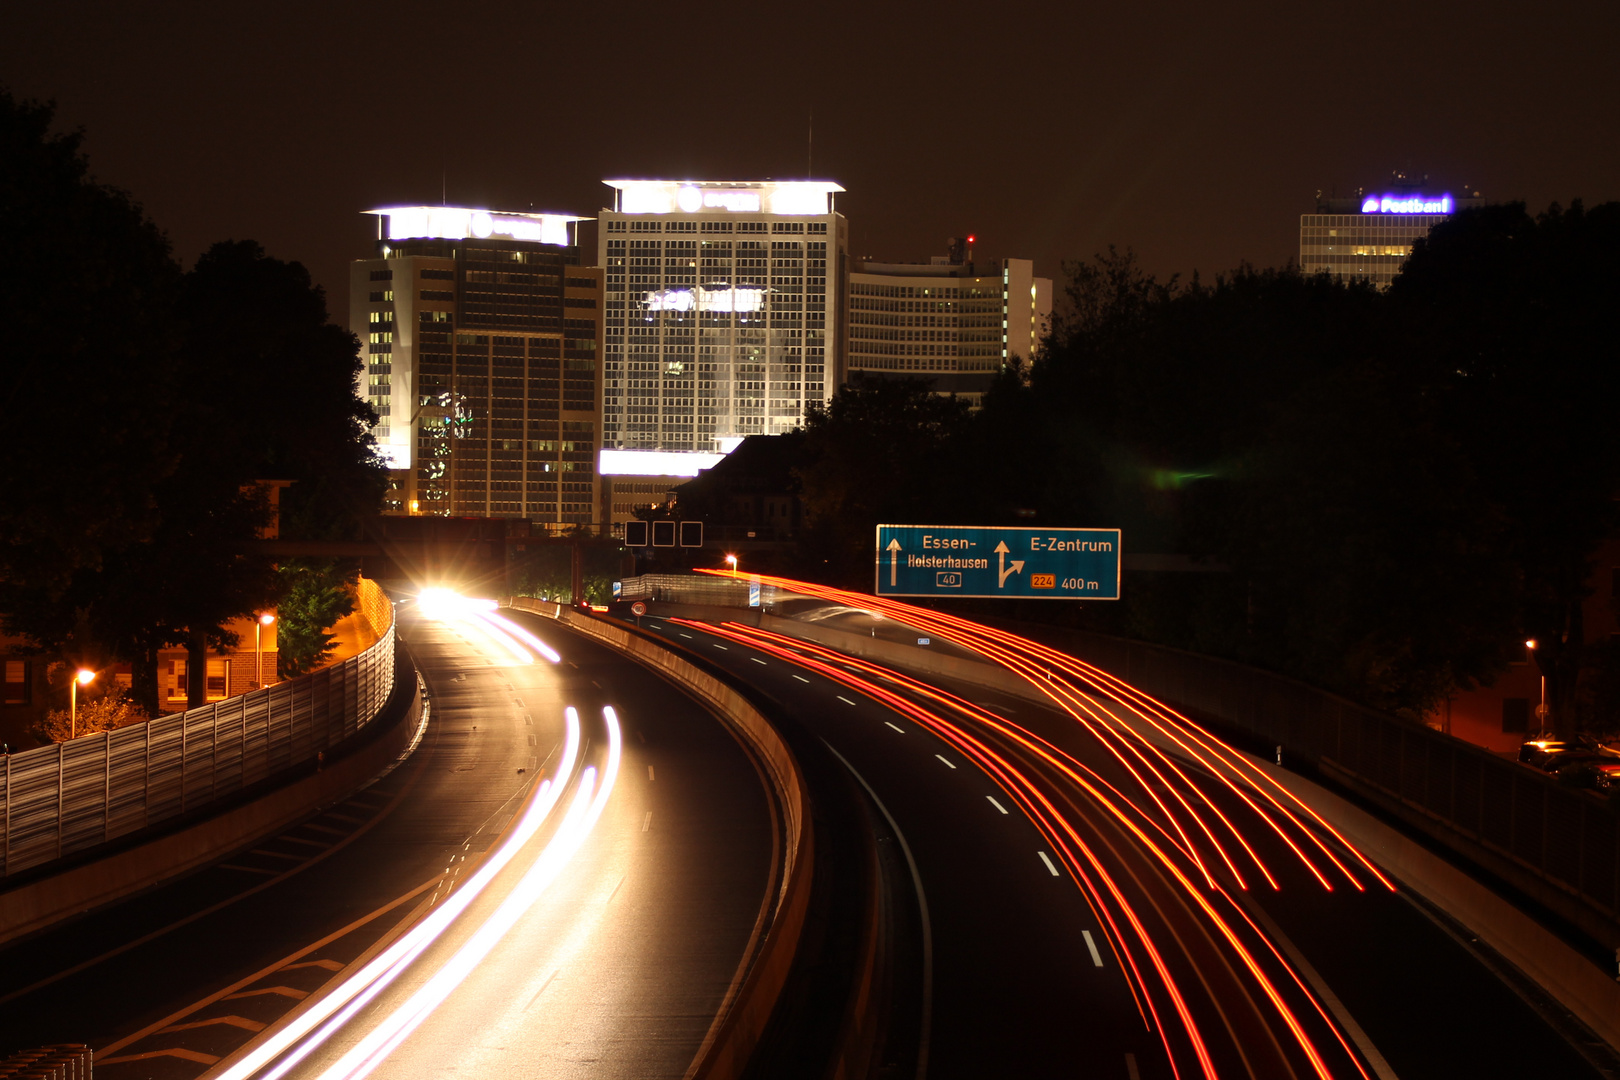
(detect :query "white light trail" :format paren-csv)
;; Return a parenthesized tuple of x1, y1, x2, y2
(317, 706, 622, 1080)
(215, 706, 587, 1080)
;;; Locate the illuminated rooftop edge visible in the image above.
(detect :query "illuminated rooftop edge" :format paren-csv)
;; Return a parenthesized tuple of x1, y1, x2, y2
(365, 206, 591, 222)
(603, 180, 845, 193)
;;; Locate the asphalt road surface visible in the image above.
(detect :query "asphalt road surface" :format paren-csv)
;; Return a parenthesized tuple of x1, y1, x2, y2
(0, 605, 774, 1080)
(636, 607, 1616, 1080)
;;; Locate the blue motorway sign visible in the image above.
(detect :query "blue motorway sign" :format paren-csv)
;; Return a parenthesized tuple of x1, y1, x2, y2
(875, 524, 1121, 600)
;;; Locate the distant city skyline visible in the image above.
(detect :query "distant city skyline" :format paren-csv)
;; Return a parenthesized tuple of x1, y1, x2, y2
(4, 1, 1614, 327)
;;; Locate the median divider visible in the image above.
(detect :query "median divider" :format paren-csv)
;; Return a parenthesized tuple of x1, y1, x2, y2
(505, 598, 813, 1080)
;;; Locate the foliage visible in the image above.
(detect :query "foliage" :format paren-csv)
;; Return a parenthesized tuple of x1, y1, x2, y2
(0, 87, 180, 600)
(513, 540, 624, 606)
(32, 682, 149, 743)
(0, 92, 384, 714)
(794, 375, 971, 587)
(276, 560, 358, 679)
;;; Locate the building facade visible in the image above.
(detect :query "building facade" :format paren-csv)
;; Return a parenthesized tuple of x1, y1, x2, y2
(1300, 177, 1484, 288)
(848, 240, 1050, 401)
(349, 207, 604, 523)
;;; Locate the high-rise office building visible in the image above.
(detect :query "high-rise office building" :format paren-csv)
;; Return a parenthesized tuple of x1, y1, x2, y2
(598, 180, 847, 457)
(1300, 174, 1484, 288)
(350, 207, 604, 523)
(848, 238, 1050, 402)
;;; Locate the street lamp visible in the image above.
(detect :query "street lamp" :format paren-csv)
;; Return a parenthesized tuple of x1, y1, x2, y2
(724, 554, 738, 577)
(1526, 639, 1549, 730)
(256, 613, 276, 690)
(70, 668, 95, 739)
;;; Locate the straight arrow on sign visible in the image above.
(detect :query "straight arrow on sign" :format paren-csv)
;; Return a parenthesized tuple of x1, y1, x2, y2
(887, 538, 902, 586)
(994, 541, 1025, 587)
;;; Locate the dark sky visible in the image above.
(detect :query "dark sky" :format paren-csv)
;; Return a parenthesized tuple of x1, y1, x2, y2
(6, 1, 1615, 330)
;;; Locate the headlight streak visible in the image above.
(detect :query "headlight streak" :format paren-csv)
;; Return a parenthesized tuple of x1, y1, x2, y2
(214, 706, 588, 1080)
(681, 577, 1392, 1080)
(414, 589, 566, 668)
(473, 609, 563, 664)
(316, 704, 620, 1080)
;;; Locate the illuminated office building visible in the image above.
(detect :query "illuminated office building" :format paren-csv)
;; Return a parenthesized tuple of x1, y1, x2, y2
(597, 180, 848, 465)
(848, 238, 1050, 402)
(1300, 175, 1484, 288)
(349, 206, 604, 523)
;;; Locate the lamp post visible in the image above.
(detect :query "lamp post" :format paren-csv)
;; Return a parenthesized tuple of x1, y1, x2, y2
(256, 613, 276, 690)
(70, 669, 95, 739)
(1526, 639, 1549, 731)
(725, 554, 738, 577)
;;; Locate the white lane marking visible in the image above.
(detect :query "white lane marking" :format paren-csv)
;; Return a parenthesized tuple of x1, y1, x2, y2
(836, 695, 856, 706)
(884, 722, 905, 734)
(647, 765, 655, 781)
(1037, 851, 1060, 877)
(792, 675, 810, 683)
(1083, 930, 1104, 967)
(1126, 1053, 1140, 1080)
(642, 812, 652, 833)
(679, 633, 693, 639)
(986, 796, 1009, 814)
(712, 644, 728, 650)
(750, 657, 767, 665)
(935, 754, 956, 769)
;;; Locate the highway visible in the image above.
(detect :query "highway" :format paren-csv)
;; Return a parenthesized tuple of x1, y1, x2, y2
(0, 598, 776, 1080)
(630, 572, 1618, 1080)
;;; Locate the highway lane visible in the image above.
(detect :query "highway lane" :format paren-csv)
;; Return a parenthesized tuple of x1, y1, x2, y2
(639, 595, 1616, 1080)
(642, 614, 1164, 1079)
(0, 603, 774, 1080)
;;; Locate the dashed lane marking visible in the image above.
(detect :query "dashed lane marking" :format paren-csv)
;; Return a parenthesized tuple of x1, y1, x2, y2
(1037, 851, 1061, 877)
(836, 695, 856, 706)
(158, 1016, 266, 1034)
(750, 657, 767, 665)
(643, 812, 652, 833)
(1083, 930, 1104, 967)
(986, 795, 1009, 814)
(99, 1048, 221, 1066)
(223, 986, 308, 1001)
(884, 722, 905, 734)
(935, 755, 956, 769)
(647, 765, 655, 781)
(792, 675, 810, 683)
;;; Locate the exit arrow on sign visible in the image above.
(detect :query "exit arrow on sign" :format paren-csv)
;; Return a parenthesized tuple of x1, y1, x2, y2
(994, 541, 1025, 587)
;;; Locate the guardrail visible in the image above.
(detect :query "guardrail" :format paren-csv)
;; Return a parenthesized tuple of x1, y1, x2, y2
(0, 581, 396, 879)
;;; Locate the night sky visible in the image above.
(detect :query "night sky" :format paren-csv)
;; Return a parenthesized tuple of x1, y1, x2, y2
(6, 1, 1615, 331)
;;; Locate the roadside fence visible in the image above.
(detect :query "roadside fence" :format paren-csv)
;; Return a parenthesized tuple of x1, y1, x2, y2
(0, 580, 395, 879)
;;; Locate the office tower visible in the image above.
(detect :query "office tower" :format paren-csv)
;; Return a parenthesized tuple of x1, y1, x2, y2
(1300, 173, 1484, 288)
(848, 238, 1051, 403)
(350, 206, 603, 524)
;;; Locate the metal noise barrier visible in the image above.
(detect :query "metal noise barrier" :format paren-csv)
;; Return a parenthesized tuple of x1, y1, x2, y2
(0, 582, 395, 878)
(0, 1045, 93, 1080)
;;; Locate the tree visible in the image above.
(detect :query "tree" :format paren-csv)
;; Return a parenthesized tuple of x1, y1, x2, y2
(794, 375, 971, 586)
(0, 87, 180, 601)
(31, 678, 149, 744)
(276, 559, 357, 678)
(1392, 201, 1620, 735)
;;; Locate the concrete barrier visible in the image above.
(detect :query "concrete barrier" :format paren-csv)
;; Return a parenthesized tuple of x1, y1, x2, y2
(0, 660, 422, 948)
(506, 599, 814, 1080)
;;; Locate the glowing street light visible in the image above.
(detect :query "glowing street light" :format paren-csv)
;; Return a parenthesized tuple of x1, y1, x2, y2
(724, 554, 738, 577)
(256, 613, 277, 690)
(1526, 639, 1549, 727)
(70, 668, 95, 739)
